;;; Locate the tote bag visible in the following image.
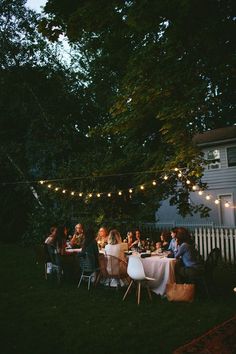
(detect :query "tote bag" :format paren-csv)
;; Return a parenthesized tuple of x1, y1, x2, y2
(166, 283, 195, 303)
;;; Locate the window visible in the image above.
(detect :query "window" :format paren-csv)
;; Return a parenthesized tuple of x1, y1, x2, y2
(206, 149, 221, 169)
(227, 146, 236, 167)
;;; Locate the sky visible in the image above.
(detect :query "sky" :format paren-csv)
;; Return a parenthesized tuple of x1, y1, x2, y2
(26, 0, 47, 13)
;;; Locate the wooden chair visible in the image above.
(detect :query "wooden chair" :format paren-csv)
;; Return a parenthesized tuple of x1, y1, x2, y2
(103, 254, 130, 289)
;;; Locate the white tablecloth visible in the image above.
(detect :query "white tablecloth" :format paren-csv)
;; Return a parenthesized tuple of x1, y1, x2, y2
(141, 255, 176, 295)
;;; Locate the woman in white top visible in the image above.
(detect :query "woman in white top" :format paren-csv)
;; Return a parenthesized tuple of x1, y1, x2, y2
(104, 229, 128, 283)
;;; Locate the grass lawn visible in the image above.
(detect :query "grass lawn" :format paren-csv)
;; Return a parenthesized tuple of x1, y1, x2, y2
(0, 243, 235, 354)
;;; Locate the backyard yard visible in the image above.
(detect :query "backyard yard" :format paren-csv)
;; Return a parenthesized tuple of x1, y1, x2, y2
(0, 243, 235, 354)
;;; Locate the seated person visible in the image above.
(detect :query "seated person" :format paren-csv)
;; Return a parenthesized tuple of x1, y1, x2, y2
(80, 228, 99, 269)
(105, 229, 127, 285)
(96, 226, 109, 249)
(168, 227, 178, 257)
(45, 226, 57, 245)
(126, 231, 134, 249)
(174, 227, 204, 283)
(155, 241, 162, 253)
(130, 228, 144, 250)
(70, 223, 85, 248)
(160, 231, 171, 251)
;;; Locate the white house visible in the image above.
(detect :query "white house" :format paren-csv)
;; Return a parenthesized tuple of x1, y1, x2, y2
(155, 126, 236, 227)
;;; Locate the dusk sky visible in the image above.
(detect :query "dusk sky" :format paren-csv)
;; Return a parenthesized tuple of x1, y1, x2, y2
(26, 0, 46, 12)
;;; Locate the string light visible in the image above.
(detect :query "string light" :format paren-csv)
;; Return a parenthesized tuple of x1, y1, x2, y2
(38, 170, 235, 209)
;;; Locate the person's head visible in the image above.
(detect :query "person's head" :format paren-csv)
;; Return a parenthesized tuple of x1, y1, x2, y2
(97, 227, 108, 238)
(108, 229, 122, 245)
(83, 228, 96, 248)
(160, 231, 171, 243)
(55, 225, 67, 246)
(75, 223, 84, 234)
(50, 226, 57, 236)
(175, 227, 191, 246)
(155, 241, 162, 250)
(170, 227, 178, 239)
(127, 231, 133, 240)
(135, 229, 141, 240)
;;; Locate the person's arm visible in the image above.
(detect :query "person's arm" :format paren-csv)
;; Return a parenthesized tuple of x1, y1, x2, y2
(175, 243, 186, 258)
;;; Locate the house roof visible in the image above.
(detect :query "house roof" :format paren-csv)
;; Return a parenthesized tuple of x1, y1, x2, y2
(193, 126, 236, 146)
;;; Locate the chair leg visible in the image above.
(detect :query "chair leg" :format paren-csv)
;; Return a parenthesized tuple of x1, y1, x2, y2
(77, 273, 83, 288)
(88, 277, 91, 290)
(44, 264, 47, 280)
(123, 280, 134, 301)
(146, 286, 152, 301)
(94, 272, 101, 287)
(137, 281, 141, 305)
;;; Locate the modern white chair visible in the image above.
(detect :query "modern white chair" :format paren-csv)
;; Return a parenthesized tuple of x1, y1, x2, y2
(122, 255, 155, 305)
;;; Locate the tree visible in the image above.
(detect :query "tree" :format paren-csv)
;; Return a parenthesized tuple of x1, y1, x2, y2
(38, 0, 236, 219)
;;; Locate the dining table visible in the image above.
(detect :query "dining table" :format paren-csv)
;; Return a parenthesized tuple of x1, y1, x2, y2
(140, 252, 176, 296)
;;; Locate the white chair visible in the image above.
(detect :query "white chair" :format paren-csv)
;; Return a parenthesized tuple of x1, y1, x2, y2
(122, 255, 155, 305)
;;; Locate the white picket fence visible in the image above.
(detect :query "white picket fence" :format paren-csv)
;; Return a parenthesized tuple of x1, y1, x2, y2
(194, 228, 236, 264)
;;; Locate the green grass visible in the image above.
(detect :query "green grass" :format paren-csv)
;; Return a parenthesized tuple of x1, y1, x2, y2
(0, 244, 235, 354)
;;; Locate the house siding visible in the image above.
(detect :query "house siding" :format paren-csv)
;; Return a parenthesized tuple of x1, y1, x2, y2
(156, 138, 236, 227)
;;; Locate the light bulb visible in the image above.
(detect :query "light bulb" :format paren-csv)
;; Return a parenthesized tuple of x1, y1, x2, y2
(107, 193, 111, 197)
(225, 202, 230, 208)
(198, 191, 203, 195)
(97, 193, 101, 198)
(71, 191, 75, 196)
(152, 181, 157, 186)
(192, 185, 197, 191)
(214, 199, 220, 204)
(206, 195, 210, 200)
(79, 193, 83, 197)
(118, 191, 122, 195)
(47, 184, 52, 188)
(62, 189, 66, 194)
(140, 185, 144, 190)
(129, 189, 133, 193)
